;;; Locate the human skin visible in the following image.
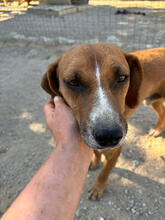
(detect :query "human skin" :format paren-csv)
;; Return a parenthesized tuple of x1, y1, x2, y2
(2, 96, 93, 220)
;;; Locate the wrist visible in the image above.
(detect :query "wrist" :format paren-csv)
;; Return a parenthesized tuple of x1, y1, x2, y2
(54, 138, 93, 164)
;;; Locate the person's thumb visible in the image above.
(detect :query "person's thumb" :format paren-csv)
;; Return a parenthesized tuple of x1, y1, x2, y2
(54, 96, 65, 108)
(53, 96, 74, 119)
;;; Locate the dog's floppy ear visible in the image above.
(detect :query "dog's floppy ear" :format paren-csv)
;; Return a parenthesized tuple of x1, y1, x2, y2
(125, 53, 143, 108)
(41, 57, 61, 96)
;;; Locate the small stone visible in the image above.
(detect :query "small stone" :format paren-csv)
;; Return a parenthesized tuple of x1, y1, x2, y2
(75, 209, 79, 216)
(148, 210, 153, 215)
(0, 147, 8, 154)
(107, 35, 118, 41)
(134, 160, 139, 166)
(8, 193, 12, 199)
(17, 179, 21, 184)
(131, 208, 136, 214)
(146, 44, 153, 49)
(26, 49, 38, 58)
(130, 200, 134, 204)
(145, 179, 148, 183)
(8, 132, 15, 137)
(31, 152, 36, 156)
(158, 198, 162, 204)
(78, 208, 87, 216)
(144, 212, 149, 219)
(79, 199, 83, 204)
(136, 211, 139, 216)
(24, 161, 29, 167)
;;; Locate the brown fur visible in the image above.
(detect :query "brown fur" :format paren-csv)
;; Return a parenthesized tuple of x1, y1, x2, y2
(41, 43, 165, 200)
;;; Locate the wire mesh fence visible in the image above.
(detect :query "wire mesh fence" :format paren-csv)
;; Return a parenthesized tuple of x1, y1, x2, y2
(0, 0, 165, 51)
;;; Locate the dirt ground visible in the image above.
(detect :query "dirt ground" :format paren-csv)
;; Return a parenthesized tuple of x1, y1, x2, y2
(0, 39, 165, 220)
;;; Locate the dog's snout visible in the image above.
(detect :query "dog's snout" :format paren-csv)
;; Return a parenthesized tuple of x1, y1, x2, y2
(93, 125, 123, 148)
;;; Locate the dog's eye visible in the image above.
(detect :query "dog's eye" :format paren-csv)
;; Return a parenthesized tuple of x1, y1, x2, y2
(68, 80, 80, 87)
(64, 79, 83, 92)
(117, 75, 128, 83)
(65, 79, 80, 87)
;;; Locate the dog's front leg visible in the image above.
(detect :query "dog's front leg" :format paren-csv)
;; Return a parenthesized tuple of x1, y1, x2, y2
(89, 149, 102, 171)
(88, 146, 122, 200)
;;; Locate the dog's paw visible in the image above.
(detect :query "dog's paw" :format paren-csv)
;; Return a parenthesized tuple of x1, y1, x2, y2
(148, 128, 161, 137)
(89, 160, 100, 171)
(88, 183, 104, 200)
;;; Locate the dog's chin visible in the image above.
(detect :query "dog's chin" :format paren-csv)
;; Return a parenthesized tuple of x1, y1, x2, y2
(80, 134, 99, 150)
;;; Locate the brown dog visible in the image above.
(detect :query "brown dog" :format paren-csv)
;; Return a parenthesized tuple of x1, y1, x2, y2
(41, 43, 165, 200)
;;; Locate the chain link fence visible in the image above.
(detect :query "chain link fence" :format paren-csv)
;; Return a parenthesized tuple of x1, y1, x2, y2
(0, 0, 165, 51)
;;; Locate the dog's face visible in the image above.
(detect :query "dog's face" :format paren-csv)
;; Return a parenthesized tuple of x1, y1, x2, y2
(41, 43, 143, 150)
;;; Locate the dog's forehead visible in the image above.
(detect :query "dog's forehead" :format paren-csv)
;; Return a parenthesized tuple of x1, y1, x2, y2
(63, 44, 124, 60)
(58, 45, 95, 75)
(91, 44, 129, 69)
(59, 43, 128, 74)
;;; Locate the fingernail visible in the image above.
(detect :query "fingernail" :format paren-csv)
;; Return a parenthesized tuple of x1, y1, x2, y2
(54, 96, 61, 103)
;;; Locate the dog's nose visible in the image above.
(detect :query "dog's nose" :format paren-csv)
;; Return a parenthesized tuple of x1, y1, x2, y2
(93, 126, 123, 148)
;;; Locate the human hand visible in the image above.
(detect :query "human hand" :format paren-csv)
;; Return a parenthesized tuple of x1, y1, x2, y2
(44, 96, 80, 146)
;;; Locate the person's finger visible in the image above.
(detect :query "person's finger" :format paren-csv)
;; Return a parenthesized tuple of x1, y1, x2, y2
(53, 96, 73, 115)
(44, 97, 55, 115)
(47, 97, 54, 106)
(53, 96, 63, 106)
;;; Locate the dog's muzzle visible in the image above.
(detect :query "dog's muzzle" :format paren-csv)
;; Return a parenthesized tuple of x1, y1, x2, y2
(80, 119, 127, 150)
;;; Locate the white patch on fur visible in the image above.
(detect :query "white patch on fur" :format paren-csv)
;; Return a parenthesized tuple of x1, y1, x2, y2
(95, 61, 101, 87)
(90, 60, 113, 123)
(163, 102, 165, 108)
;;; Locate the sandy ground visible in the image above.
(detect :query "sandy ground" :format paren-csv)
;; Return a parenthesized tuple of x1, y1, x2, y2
(0, 40, 165, 220)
